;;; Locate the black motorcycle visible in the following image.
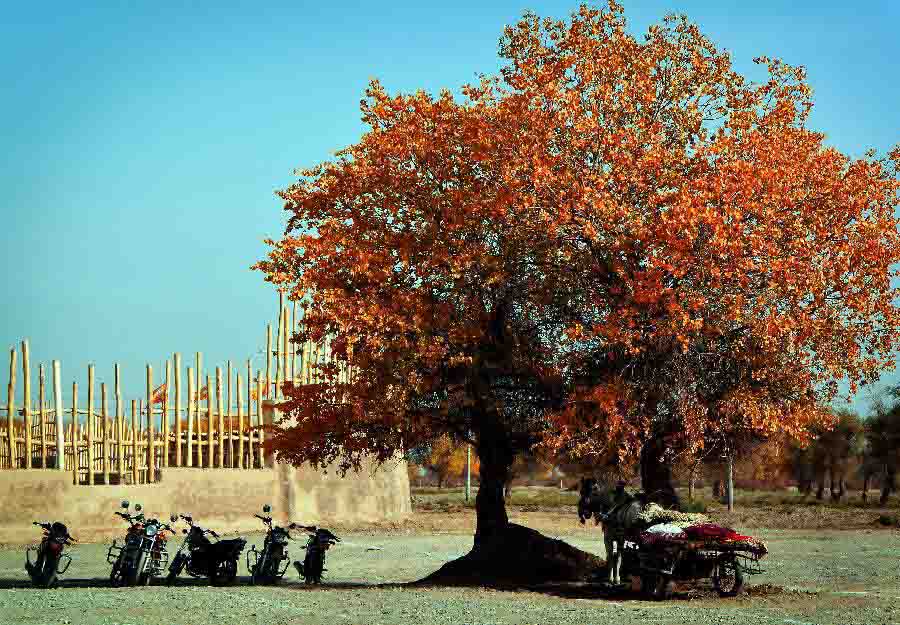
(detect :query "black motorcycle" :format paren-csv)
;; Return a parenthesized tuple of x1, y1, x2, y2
(107, 501, 176, 586)
(293, 526, 340, 584)
(25, 521, 75, 588)
(246, 505, 300, 585)
(166, 514, 247, 586)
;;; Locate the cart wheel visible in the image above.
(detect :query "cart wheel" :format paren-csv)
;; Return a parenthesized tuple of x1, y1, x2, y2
(714, 559, 744, 597)
(642, 574, 673, 601)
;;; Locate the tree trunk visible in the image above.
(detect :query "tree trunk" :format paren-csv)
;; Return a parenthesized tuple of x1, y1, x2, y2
(639, 435, 680, 510)
(474, 430, 513, 545)
(420, 426, 605, 585)
(862, 473, 869, 504)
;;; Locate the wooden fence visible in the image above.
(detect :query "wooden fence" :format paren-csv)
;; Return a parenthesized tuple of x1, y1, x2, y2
(2, 294, 347, 485)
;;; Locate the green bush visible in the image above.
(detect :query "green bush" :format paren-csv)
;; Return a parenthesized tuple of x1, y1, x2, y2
(681, 500, 708, 513)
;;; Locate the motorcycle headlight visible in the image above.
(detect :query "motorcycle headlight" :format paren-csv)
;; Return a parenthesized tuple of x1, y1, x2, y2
(145, 524, 158, 537)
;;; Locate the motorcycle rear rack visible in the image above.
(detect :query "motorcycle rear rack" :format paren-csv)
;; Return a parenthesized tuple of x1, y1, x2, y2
(247, 546, 291, 579)
(26, 546, 73, 575)
(106, 541, 124, 564)
(56, 553, 73, 575)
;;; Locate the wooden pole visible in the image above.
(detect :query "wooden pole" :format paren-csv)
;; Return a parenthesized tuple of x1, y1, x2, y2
(237, 373, 244, 469)
(116, 397, 124, 478)
(274, 309, 283, 400)
(265, 323, 272, 403)
(101, 383, 109, 484)
(246, 360, 253, 468)
(22, 340, 32, 469)
(38, 364, 47, 468)
(281, 306, 289, 395)
(71, 382, 78, 483)
(146, 365, 155, 482)
(301, 339, 309, 385)
(206, 374, 213, 468)
(114, 363, 122, 477)
(195, 352, 202, 460)
(52, 361, 64, 470)
(255, 371, 264, 469)
(226, 360, 233, 468)
(289, 301, 296, 382)
(7, 347, 17, 469)
(216, 367, 224, 468)
(312, 342, 320, 384)
(174, 353, 182, 467)
(163, 359, 171, 468)
(86, 364, 95, 485)
(131, 400, 139, 484)
(186, 367, 194, 468)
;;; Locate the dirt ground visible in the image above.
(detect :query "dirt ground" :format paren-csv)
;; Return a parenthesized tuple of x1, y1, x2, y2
(1, 507, 899, 625)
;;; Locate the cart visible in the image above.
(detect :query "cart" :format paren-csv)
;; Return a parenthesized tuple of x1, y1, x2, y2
(619, 532, 766, 600)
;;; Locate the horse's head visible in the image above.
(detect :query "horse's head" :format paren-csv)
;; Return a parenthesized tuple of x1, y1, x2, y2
(578, 477, 613, 525)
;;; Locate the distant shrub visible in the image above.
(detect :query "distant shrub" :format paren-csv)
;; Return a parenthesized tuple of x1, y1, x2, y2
(877, 514, 897, 526)
(682, 500, 708, 513)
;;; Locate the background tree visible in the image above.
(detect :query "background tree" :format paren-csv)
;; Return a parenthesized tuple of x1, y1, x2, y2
(863, 387, 900, 504)
(256, 2, 900, 580)
(415, 435, 477, 488)
(789, 409, 864, 501)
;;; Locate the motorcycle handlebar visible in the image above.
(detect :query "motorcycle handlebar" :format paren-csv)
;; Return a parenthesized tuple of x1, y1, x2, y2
(207, 529, 220, 539)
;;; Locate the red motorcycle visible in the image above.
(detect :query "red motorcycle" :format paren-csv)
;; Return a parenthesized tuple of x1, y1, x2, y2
(107, 501, 176, 586)
(25, 521, 75, 588)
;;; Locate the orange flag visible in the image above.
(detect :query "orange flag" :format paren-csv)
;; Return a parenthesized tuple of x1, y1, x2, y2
(151, 383, 167, 405)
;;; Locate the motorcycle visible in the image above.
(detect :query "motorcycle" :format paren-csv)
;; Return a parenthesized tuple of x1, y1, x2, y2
(166, 514, 247, 586)
(107, 501, 176, 586)
(293, 525, 340, 584)
(246, 504, 300, 584)
(25, 521, 75, 588)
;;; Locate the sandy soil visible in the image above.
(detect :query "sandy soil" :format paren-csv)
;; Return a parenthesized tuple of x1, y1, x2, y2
(1, 509, 899, 625)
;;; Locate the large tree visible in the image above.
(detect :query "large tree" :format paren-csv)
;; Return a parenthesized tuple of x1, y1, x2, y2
(256, 2, 900, 580)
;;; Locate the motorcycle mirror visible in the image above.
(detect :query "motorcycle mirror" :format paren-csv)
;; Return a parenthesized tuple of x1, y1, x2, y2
(134, 504, 142, 512)
(170, 515, 178, 523)
(263, 504, 271, 513)
(121, 500, 130, 509)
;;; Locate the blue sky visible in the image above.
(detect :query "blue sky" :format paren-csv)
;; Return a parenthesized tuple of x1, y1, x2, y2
(1, 1, 898, 415)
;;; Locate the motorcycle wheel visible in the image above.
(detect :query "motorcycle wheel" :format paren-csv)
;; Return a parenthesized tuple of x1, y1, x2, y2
(265, 557, 283, 584)
(166, 555, 185, 586)
(33, 555, 58, 589)
(127, 553, 148, 586)
(212, 559, 238, 586)
(109, 557, 123, 587)
(303, 551, 323, 584)
(714, 559, 745, 597)
(249, 554, 264, 585)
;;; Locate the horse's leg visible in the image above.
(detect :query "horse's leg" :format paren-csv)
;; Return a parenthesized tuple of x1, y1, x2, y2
(603, 529, 615, 584)
(613, 540, 621, 584)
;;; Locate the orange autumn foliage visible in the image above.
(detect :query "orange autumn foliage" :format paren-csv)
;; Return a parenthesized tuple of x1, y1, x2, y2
(255, 2, 900, 514)
(421, 435, 478, 488)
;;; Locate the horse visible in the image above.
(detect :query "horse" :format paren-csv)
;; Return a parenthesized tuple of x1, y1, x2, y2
(578, 477, 646, 585)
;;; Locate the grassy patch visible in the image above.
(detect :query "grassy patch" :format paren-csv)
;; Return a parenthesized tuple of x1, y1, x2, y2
(411, 486, 579, 511)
